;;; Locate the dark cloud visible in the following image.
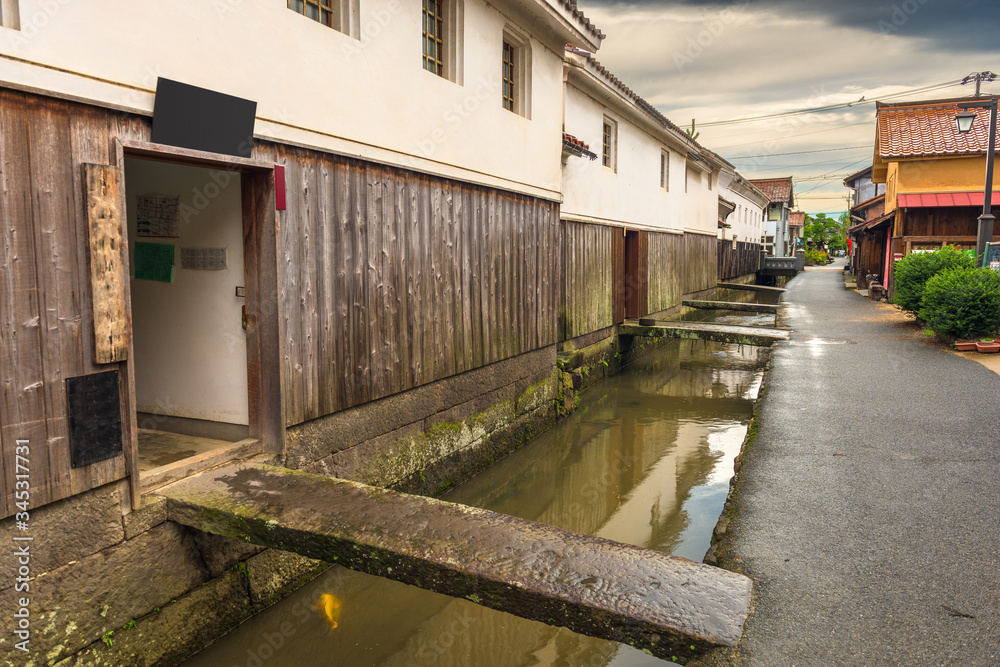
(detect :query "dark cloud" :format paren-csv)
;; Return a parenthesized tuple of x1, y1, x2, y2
(583, 0, 1000, 51)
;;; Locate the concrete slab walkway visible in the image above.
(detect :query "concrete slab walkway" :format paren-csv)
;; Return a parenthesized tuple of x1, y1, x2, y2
(697, 259, 1000, 666)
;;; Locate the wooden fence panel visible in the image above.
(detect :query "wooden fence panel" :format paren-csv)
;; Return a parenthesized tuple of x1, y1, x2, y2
(560, 221, 614, 339)
(717, 241, 762, 281)
(0, 90, 130, 517)
(647, 232, 683, 313)
(277, 150, 562, 427)
(683, 233, 717, 294)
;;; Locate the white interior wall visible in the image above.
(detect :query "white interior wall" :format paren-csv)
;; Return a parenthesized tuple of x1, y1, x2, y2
(125, 158, 248, 426)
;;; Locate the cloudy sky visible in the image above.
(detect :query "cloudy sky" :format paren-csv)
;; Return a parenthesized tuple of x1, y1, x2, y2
(578, 0, 1000, 214)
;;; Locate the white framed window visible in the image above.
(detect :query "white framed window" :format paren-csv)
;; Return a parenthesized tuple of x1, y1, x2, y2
(422, 0, 464, 83)
(501, 27, 531, 117)
(0, 0, 20, 29)
(660, 151, 669, 190)
(602, 117, 617, 172)
(288, 0, 359, 38)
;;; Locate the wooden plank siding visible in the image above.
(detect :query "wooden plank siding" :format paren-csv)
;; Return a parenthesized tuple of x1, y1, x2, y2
(718, 241, 762, 281)
(259, 141, 562, 428)
(683, 233, 718, 295)
(647, 232, 684, 314)
(0, 89, 133, 518)
(562, 221, 614, 339)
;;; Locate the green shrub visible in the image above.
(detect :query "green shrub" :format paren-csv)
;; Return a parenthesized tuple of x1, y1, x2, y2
(918, 267, 1000, 338)
(892, 246, 974, 313)
(804, 249, 827, 265)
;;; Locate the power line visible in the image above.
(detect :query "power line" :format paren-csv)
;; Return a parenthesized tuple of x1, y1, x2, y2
(713, 121, 871, 150)
(729, 145, 872, 159)
(697, 79, 965, 128)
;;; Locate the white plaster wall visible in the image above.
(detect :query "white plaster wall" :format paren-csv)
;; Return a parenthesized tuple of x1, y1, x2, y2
(125, 159, 248, 426)
(723, 188, 766, 243)
(561, 83, 716, 234)
(0, 0, 565, 198)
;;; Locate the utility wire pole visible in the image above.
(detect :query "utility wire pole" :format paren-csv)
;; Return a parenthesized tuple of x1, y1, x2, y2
(963, 71, 998, 97)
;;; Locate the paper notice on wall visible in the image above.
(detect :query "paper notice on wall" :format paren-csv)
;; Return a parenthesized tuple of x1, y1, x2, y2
(181, 247, 227, 270)
(136, 194, 180, 237)
(134, 242, 175, 282)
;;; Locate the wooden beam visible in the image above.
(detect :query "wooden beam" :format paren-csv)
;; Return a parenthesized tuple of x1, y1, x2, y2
(83, 164, 129, 364)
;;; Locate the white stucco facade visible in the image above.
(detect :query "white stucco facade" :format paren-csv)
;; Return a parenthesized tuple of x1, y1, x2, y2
(0, 0, 600, 200)
(718, 171, 768, 244)
(560, 49, 722, 236)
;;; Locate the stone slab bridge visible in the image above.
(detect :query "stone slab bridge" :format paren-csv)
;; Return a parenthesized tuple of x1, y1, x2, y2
(160, 462, 752, 663)
(622, 320, 789, 347)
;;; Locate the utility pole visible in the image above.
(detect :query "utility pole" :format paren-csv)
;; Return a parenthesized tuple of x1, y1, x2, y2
(964, 71, 998, 97)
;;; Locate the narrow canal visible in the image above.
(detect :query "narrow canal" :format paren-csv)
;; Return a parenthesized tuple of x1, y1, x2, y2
(185, 304, 773, 667)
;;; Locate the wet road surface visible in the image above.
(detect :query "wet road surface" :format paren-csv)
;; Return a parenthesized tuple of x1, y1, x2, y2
(698, 259, 1000, 666)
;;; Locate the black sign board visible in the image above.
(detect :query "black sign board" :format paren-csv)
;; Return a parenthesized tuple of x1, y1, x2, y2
(66, 370, 123, 468)
(151, 78, 257, 158)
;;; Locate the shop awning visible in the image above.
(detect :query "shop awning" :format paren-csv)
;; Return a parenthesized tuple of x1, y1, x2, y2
(897, 192, 984, 208)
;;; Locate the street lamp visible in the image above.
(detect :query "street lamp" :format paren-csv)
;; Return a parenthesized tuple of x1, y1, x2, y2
(955, 98, 998, 266)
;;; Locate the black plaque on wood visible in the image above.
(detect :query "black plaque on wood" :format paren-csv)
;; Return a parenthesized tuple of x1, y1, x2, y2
(151, 78, 257, 158)
(67, 370, 123, 468)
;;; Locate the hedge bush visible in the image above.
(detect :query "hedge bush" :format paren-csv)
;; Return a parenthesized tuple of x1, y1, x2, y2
(892, 246, 974, 313)
(918, 267, 1000, 338)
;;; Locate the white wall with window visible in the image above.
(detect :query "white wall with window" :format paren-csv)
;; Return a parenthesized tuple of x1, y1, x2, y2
(561, 52, 722, 235)
(718, 170, 768, 244)
(0, 0, 599, 200)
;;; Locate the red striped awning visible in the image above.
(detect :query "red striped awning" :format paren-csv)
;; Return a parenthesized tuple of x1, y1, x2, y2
(897, 192, 984, 208)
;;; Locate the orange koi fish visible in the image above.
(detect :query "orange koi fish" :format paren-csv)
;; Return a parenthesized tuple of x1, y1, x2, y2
(314, 593, 342, 631)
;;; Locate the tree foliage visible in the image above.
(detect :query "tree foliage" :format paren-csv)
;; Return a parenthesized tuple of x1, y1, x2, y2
(893, 246, 975, 314)
(803, 213, 847, 252)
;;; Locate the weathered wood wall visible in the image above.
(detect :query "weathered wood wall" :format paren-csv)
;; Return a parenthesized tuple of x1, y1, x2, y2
(718, 241, 762, 281)
(256, 142, 563, 427)
(563, 221, 613, 339)
(647, 232, 683, 314)
(683, 232, 717, 294)
(0, 89, 133, 517)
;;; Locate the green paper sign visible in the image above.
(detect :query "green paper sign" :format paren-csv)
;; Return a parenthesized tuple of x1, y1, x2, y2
(134, 242, 175, 282)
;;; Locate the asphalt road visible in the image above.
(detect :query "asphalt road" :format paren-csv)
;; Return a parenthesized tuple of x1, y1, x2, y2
(696, 259, 1000, 666)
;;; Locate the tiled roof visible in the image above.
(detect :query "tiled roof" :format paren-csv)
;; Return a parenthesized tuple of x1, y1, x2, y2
(788, 211, 806, 227)
(561, 0, 605, 41)
(748, 177, 794, 205)
(562, 132, 597, 160)
(877, 97, 997, 159)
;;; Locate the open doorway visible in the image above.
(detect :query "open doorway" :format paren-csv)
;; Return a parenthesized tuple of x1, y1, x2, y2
(124, 157, 250, 473)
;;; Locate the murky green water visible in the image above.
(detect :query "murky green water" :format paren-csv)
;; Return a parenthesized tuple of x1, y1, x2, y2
(185, 318, 771, 667)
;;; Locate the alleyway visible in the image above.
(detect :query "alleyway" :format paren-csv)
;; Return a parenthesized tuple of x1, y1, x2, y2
(699, 260, 1000, 666)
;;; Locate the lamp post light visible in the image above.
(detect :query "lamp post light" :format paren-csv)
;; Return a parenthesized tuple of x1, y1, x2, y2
(955, 97, 998, 266)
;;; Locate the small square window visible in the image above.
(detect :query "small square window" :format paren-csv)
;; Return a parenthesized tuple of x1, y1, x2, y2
(602, 117, 617, 171)
(660, 151, 669, 190)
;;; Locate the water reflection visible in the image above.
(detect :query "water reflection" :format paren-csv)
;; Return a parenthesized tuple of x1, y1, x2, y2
(184, 339, 768, 667)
